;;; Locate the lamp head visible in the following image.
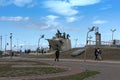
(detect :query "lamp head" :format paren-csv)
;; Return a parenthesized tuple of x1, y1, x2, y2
(88, 26, 95, 31)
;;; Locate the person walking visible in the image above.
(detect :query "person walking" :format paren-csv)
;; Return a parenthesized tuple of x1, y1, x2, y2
(55, 49, 60, 62)
(97, 48, 102, 60)
(94, 48, 102, 61)
(94, 48, 98, 60)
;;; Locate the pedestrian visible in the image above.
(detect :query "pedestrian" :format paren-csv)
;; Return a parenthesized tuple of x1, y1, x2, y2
(94, 48, 98, 60)
(94, 48, 102, 61)
(41, 48, 44, 54)
(97, 48, 102, 60)
(55, 49, 60, 62)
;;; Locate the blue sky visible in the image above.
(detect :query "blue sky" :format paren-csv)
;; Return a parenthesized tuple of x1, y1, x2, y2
(0, 0, 120, 51)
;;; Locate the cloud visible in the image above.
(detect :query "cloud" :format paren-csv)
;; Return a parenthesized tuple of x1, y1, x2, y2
(13, 0, 34, 7)
(46, 15, 59, 21)
(44, 0, 101, 16)
(26, 15, 82, 31)
(0, 0, 12, 6)
(93, 20, 107, 24)
(26, 23, 53, 30)
(44, 0, 78, 16)
(0, 0, 35, 7)
(66, 16, 77, 22)
(26, 15, 60, 30)
(0, 16, 30, 21)
(100, 5, 112, 10)
(69, 0, 100, 6)
(45, 15, 59, 28)
(66, 16, 84, 22)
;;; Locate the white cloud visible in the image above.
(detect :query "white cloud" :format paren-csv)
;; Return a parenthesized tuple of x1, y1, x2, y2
(69, 0, 100, 6)
(100, 5, 112, 10)
(0, 16, 30, 21)
(24, 17, 30, 21)
(0, 0, 12, 6)
(0, 0, 35, 7)
(13, 0, 34, 7)
(27, 15, 60, 30)
(26, 15, 83, 31)
(93, 20, 107, 24)
(66, 16, 77, 22)
(66, 16, 84, 22)
(44, 0, 101, 16)
(46, 15, 59, 21)
(27, 22, 57, 30)
(44, 0, 78, 16)
(45, 15, 59, 28)
(27, 23, 51, 30)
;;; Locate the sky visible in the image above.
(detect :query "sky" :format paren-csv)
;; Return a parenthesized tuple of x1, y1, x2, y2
(0, 0, 120, 51)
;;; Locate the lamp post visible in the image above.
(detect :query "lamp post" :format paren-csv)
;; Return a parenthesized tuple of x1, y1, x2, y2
(10, 33, 12, 57)
(88, 35, 92, 45)
(0, 36, 2, 57)
(0, 35, 2, 51)
(111, 29, 116, 41)
(84, 26, 95, 62)
(37, 35, 44, 55)
(75, 38, 78, 48)
(20, 46, 22, 55)
(5, 43, 9, 54)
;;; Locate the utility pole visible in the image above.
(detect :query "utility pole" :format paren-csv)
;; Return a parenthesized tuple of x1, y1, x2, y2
(84, 26, 95, 62)
(5, 35, 9, 54)
(111, 29, 116, 41)
(10, 33, 12, 57)
(0, 36, 2, 51)
(75, 38, 78, 48)
(88, 35, 92, 45)
(37, 35, 44, 55)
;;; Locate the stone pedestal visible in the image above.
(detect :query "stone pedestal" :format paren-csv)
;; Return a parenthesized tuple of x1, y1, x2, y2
(95, 32, 101, 46)
(47, 30, 71, 51)
(61, 39, 71, 51)
(48, 38, 71, 51)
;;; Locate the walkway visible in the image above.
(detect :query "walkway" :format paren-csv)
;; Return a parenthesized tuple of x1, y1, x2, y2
(0, 57, 120, 80)
(37, 58, 120, 80)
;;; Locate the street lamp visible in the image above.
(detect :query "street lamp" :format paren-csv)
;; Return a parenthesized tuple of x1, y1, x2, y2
(84, 26, 95, 62)
(0, 35, 2, 51)
(5, 43, 9, 54)
(75, 38, 78, 48)
(20, 46, 22, 55)
(37, 34, 44, 55)
(111, 29, 116, 41)
(88, 35, 92, 45)
(10, 33, 12, 57)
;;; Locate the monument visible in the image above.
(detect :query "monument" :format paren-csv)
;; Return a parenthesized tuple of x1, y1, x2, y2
(95, 27, 101, 46)
(47, 30, 71, 51)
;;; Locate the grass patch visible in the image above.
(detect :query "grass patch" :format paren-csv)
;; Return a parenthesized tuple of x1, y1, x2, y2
(0, 59, 49, 65)
(0, 65, 66, 77)
(15, 60, 49, 65)
(31, 70, 99, 80)
(0, 59, 66, 77)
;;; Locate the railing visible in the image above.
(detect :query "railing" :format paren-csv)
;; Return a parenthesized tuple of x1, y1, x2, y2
(87, 40, 113, 46)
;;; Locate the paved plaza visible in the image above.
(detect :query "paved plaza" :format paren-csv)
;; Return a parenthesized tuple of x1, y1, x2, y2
(0, 57, 120, 80)
(40, 58, 120, 80)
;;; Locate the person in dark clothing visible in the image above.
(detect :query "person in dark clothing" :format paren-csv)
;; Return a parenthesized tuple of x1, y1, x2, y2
(94, 48, 98, 60)
(94, 48, 102, 60)
(55, 49, 60, 62)
(97, 48, 102, 60)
